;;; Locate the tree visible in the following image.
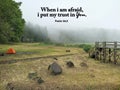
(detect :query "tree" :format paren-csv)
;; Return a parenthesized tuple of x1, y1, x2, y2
(0, 0, 25, 43)
(22, 23, 50, 43)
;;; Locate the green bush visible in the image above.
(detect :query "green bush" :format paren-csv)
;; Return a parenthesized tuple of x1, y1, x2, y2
(79, 44, 92, 53)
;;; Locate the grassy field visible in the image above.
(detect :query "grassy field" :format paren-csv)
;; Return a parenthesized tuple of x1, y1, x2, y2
(0, 43, 120, 90)
(0, 43, 80, 62)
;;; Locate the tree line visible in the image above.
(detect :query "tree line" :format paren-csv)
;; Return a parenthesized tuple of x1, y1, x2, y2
(0, 0, 50, 44)
(0, 0, 25, 43)
(0, 0, 118, 44)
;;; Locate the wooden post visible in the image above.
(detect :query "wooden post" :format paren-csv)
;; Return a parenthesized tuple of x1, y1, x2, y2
(99, 48, 102, 60)
(103, 42, 106, 63)
(109, 48, 111, 62)
(95, 42, 99, 60)
(114, 42, 117, 64)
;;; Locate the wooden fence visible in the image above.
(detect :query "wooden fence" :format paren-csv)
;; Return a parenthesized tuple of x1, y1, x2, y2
(90, 42, 120, 64)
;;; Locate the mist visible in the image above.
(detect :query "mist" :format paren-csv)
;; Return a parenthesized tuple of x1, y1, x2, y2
(22, 22, 120, 44)
(14, 0, 120, 43)
(48, 28, 120, 44)
(22, 22, 50, 43)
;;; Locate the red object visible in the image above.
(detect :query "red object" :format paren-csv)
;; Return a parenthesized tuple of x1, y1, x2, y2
(6, 48, 16, 54)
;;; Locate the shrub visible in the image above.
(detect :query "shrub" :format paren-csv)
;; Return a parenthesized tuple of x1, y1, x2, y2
(79, 44, 92, 53)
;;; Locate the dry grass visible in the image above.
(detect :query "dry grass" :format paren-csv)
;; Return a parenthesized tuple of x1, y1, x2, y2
(0, 43, 120, 90)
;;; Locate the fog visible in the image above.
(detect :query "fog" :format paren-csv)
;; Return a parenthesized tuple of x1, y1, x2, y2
(14, 0, 120, 43)
(22, 23, 49, 42)
(48, 28, 120, 43)
(23, 22, 120, 44)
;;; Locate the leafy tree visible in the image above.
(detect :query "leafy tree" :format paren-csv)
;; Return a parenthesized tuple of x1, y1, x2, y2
(0, 0, 25, 43)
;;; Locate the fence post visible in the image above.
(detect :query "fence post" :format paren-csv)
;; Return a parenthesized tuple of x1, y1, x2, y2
(103, 42, 106, 62)
(109, 48, 111, 62)
(114, 42, 117, 64)
(95, 42, 99, 60)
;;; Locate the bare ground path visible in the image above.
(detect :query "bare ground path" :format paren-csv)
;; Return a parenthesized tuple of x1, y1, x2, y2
(0, 53, 77, 64)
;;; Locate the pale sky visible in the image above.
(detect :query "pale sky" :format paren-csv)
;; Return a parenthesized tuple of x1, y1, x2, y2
(15, 0, 120, 30)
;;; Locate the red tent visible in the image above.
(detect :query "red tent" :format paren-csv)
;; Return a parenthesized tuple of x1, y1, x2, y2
(6, 48, 16, 54)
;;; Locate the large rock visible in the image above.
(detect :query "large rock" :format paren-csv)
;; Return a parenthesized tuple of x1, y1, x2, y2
(48, 62, 62, 75)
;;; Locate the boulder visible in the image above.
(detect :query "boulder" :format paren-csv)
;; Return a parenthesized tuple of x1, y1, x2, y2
(48, 62, 62, 75)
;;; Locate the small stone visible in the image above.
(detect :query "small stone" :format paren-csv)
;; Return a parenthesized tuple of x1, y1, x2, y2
(80, 62, 88, 68)
(37, 77, 44, 84)
(66, 61, 74, 67)
(28, 72, 37, 79)
(66, 50, 70, 52)
(6, 83, 14, 90)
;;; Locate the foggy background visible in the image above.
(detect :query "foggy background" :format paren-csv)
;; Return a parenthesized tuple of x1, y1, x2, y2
(15, 0, 120, 43)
